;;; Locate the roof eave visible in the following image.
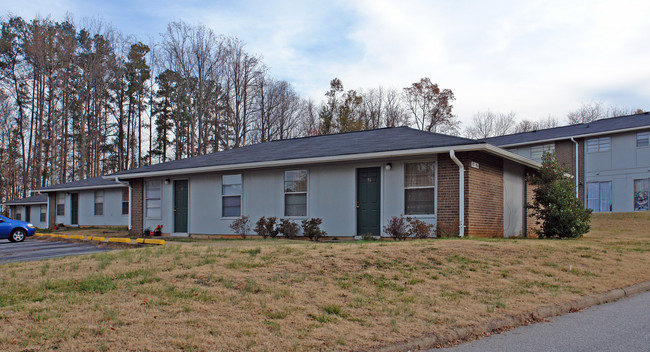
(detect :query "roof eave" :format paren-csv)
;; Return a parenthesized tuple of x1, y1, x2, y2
(36, 184, 126, 193)
(106, 143, 539, 180)
(493, 125, 650, 148)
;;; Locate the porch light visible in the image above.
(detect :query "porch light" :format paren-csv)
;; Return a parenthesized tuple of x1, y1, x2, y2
(385, 163, 392, 171)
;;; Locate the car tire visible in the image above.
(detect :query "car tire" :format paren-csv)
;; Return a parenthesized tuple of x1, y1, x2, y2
(9, 229, 26, 242)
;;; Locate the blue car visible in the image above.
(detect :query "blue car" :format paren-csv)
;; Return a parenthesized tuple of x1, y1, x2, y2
(0, 215, 37, 242)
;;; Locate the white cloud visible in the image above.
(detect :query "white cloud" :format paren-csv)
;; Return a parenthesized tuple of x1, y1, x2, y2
(3, 0, 649, 126)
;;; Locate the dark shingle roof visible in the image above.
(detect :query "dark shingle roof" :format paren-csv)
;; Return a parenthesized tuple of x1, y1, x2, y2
(37, 176, 125, 192)
(2, 194, 48, 205)
(483, 112, 650, 146)
(111, 127, 481, 177)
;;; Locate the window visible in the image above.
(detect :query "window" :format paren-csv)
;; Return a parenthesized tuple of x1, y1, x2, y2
(586, 181, 612, 212)
(637, 132, 649, 147)
(586, 137, 611, 152)
(122, 189, 129, 215)
(56, 193, 65, 216)
(222, 174, 242, 217)
(40, 205, 47, 222)
(15, 208, 21, 220)
(284, 170, 307, 216)
(405, 162, 436, 215)
(146, 181, 162, 218)
(94, 191, 104, 216)
(635, 179, 649, 211)
(530, 144, 555, 162)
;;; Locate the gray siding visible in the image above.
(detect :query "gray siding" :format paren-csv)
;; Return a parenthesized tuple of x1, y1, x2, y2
(584, 131, 650, 212)
(503, 161, 525, 237)
(11, 205, 48, 229)
(143, 158, 439, 237)
(54, 188, 129, 226)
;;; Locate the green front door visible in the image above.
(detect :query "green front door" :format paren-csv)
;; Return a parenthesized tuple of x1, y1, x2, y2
(71, 193, 78, 225)
(357, 167, 381, 236)
(25, 206, 31, 222)
(174, 180, 189, 233)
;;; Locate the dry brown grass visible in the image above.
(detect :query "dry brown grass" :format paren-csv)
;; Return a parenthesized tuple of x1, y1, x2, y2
(2, 213, 649, 351)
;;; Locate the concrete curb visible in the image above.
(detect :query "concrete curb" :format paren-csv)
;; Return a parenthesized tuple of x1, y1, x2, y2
(374, 280, 650, 352)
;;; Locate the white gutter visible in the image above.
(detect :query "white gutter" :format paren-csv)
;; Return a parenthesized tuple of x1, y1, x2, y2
(493, 125, 650, 148)
(449, 150, 465, 238)
(114, 177, 132, 231)
(106, 144, 541, 180)
(570, 137, 579, 197)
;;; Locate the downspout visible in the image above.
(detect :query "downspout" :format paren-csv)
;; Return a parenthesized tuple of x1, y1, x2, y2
(114, 177, 132, 231)
(449, 150, 465, 237)
(570, 138, 579, 198)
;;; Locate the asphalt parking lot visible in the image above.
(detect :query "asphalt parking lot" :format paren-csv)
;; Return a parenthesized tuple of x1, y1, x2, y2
(0, 237, 116, 263)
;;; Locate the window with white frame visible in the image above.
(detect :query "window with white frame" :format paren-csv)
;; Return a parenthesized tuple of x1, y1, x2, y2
(122, 189, 129, 215)
(40, 205, 46, 222)
(586, 137, 611, 152)
(56, 193, 65, 216)
(94, 191, 104, 216)
(284, 170, 307, 216)
(637, 132, 649, 147)
(586, 181, 612, 212)
(15, 207, 22, 220)
(530, 144, 555, 162)
(404, 162, 436, 215)
(222, 174, 242, 217)
(634, 179, 649, 211)
(145, 181, 162, 218)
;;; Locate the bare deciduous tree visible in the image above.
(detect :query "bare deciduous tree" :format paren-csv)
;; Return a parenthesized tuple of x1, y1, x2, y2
(464, 111, 516, 139)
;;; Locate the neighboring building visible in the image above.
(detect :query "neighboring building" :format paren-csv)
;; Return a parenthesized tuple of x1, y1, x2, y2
(36, 177, 130, 228)
(107, 127, 540, 238)
(1, 194, 48, 229)
(483, 112, 650, 213)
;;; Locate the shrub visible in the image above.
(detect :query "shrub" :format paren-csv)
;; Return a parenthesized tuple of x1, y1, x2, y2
(383, 216, 409, 240)
(360, 233, 376, 241)
(254, 216, 279, 239)
(229, 216, 251, 239)
(436, 220, 460, 238)
(301, 218, 327, 241)
(407, 217, 435, 239)
(278, 219, 299, 239)
(528, 151, 592, 239)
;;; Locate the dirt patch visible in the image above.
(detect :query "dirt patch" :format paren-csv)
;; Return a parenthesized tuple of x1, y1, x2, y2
(1, 213, 648, 351)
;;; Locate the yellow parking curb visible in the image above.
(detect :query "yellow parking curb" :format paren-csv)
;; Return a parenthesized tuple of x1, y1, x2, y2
(35, 233, 47, 237)
(136, 238, 165, 245)
(69, 235, 85, 240)
(108, 237, 132, 243)
(145, 239, 165, 245)
(90, 236, 105, 241)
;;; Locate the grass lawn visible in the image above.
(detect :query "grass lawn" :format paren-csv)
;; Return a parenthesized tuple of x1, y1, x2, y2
(1, 213, 648, 351)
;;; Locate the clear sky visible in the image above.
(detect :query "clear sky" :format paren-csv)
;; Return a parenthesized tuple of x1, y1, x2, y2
(3, 0, 650, 126)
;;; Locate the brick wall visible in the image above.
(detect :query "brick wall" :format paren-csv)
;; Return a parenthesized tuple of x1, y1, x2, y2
(461, 151, 504, 237)
(525, 170, 540, 237)
(555, 139, 584, 202)
(129, 179, 144, 236)
(48, 193, 56, 228)
(437, 151, 508, 238)
(437, 154, 460, 233)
